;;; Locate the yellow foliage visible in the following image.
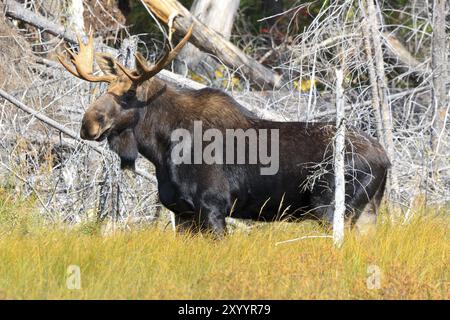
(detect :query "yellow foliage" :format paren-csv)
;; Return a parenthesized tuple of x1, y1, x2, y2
(190, 73, 206, 84)
(294, 79, 317, 92)
(214, 69, 224, 79)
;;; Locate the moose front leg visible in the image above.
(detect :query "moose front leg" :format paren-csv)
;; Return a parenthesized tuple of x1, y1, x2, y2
(171, 196, 227, 236)
(198, 207, 226, 236)
(173, 212, 200, 234)
(196, 192, 228, 237)
(172, 209, 225, 236)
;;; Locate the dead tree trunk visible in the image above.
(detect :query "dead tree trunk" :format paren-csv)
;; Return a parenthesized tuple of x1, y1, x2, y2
(141, 0, 282, 89)
(333, 68, 346, 248)
(175, 0, 240, 75)
(64, 0, 85, 34)
(362, 21, 384, 147)
(362, 0, 399, 201)
(430, 0, 448, 180)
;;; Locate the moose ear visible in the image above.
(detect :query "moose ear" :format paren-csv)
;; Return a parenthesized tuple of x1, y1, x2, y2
(96, 53, 121, 77)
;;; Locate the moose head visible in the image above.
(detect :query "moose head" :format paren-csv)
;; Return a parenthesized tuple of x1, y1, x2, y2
(58, 26, 193, 143)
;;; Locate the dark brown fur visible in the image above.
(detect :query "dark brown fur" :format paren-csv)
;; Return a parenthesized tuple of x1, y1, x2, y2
(108, 129, 138, 170)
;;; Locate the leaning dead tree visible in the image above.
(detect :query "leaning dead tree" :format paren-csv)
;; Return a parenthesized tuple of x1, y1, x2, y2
(175, 0, 240, 75)
(141, 0, 282, 89)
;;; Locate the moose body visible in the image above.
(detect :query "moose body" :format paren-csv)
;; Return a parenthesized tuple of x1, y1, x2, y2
(107, 80, 389, 234)
(59, 27, 390, 235)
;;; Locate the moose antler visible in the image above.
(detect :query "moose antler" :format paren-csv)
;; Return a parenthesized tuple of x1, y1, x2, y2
(116, 24, 194, 84)
(58, 32, 116, 83)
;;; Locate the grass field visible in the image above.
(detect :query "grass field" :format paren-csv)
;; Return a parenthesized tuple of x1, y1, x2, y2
(0, 189, 448, 299)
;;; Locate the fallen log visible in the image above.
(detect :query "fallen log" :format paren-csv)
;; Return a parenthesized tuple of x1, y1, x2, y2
(174, 0, 240, 74)
(140, 0, 282, 89)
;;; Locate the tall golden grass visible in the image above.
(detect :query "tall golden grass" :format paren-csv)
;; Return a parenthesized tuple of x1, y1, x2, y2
(0, 188, 448, 299)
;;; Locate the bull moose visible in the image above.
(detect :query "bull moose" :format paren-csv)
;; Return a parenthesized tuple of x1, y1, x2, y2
(58, 26, 390, 235)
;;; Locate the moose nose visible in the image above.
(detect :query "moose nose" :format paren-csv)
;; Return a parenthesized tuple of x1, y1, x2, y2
(79, 122, 97, 141)
(79, 125, 99, 141)
(80, 112, 101, 141)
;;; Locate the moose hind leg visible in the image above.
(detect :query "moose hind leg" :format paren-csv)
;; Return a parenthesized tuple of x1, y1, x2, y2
(354, 170, 387, 230)
(309, 171, 376, 228)
(309, 174, 336, 226)
(345, 170, 381, 226)
(170, 199, 201, 234)
(174, 212, 200, 234)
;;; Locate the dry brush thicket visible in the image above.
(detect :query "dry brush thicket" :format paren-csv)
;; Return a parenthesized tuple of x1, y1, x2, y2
(0, 0, 448, 227)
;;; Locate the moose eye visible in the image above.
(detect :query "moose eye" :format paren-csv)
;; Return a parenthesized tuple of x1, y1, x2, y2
(96, 114, 105, 124)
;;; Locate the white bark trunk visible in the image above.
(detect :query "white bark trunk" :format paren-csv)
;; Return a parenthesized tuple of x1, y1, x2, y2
(191, 0, 239, 40)
(175, 0, 240, 73)
(363, 0, 398, 199)
(66, 0, 85, 34)
(430, 0, 448, 179)
(333, 68, 346, 248)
